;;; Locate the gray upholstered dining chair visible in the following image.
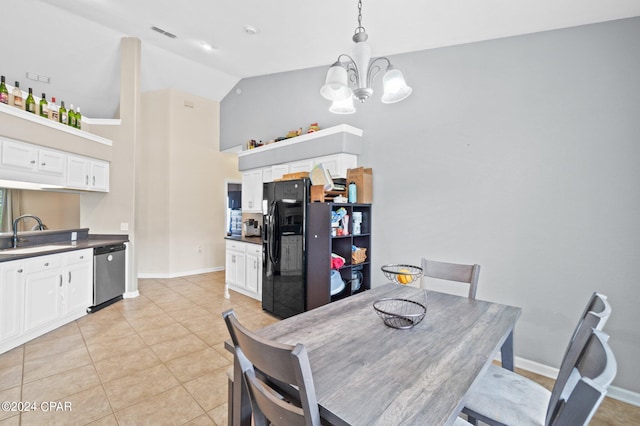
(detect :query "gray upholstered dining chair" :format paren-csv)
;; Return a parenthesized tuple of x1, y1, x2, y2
(420, 258, 481, 299)
(462, 292, 613, 426)
(223, 309, 321, 426)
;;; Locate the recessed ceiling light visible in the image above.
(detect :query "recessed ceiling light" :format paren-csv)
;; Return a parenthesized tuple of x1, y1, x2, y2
(243, 25, 259, 35)
(199, 41, 214, 51)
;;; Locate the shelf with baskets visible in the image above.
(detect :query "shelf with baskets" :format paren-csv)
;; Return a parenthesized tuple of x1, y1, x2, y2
(306, 202, 371, 310)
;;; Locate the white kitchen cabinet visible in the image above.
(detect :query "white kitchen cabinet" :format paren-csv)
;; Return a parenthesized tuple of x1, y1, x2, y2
(0, 261, 25, 342)
(262, 167, 274, 183)
(314, 154, 357, 179)
(289, 159, 313, 174)
(66, 155, 110, 192)
(245, 244, 262, 295)
(63, 249, 93, 314)
(0, 248, 94, 354)
(24, 254, 63, 332)
(225, 241, 246, 289)
(225, 240, 262, 301)
(271, 164, 289, 181)
(242, 169, 263, 212)
(0, 139, 67, 185)
(0, 136, 109, 191)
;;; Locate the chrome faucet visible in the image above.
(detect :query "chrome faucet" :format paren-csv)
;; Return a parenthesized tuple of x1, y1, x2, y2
(12, 214, 45, 248)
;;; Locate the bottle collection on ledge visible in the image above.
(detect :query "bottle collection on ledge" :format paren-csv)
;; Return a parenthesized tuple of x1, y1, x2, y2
(0, 75, 82, 130)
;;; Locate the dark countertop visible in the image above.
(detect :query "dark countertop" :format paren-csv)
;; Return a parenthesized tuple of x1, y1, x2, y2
(0, 233, 129, 262)
(225, 235, 262, 245)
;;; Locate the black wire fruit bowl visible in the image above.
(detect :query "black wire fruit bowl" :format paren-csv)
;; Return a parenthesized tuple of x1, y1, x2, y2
(373, 298, 427, 329)
(381, 264, 423, 285)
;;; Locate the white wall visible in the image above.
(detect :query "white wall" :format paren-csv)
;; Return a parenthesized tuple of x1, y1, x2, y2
(220, 18, 640, 395)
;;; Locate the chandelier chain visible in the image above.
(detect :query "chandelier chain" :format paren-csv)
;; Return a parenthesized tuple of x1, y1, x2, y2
(355, 0, 365, 34)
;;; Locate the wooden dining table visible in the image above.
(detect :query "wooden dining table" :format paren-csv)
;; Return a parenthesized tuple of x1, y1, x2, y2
(229, 283, 521, 426)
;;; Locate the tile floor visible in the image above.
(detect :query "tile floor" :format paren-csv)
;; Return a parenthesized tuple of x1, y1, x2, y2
(1, 271, 638, 425)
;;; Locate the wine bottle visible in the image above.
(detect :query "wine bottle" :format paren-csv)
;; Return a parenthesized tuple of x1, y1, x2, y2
(75, 106, 82, 129)
(25, 88, 36, 113)
(11, 81, 23, 109)
(0, 76, 8, 104)
(48, 96, 59, 122)
(39, 93, 48, 117)
(68, 103, 76, 127)
(59, 100, 68, 125)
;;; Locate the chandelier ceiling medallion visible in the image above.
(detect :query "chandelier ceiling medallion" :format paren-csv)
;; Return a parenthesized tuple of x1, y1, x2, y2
(320, 0, 412, 114)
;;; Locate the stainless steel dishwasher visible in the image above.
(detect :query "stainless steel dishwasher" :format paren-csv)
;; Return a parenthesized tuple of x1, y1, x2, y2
(88, 243, 126, 313)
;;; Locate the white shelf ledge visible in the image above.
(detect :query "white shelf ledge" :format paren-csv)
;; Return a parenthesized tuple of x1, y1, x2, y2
(0, 103, 112, 146)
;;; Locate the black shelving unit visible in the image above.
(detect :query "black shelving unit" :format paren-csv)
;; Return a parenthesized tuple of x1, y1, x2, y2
(306, 202, 372, 310)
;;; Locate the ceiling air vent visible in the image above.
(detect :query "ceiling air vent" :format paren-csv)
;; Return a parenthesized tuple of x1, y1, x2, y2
(151, 26, 177, 39)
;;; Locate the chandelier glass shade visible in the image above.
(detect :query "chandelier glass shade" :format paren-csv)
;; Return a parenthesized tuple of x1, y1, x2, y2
(320, 1, 412, 113)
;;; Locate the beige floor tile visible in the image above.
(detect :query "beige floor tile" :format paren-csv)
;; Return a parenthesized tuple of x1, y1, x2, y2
(177, 314, 219, 334)
(79, 318, 137, 343)
(102, 364, 179, 411)
(150, 333, 208, 363)
(183, 366, 229, 412)
(23, 346, 92, 384)
(167, 306, 213, 323)
(93, 347, 160, 383)
(0, 363, 22, 391)
(85, 332, 148, 363)
(136, 321, 192, 346)
(192, 322, 233, 347)
(208, 403, 228, 426)
(183, 414, 216, 425)
(24, 332, 86, 362)
(114, 385, 205, 426)
(86, 414, 119, 425)
(212, 342, 234, 363)
(0, 347, 23, 370)
(20, 385, 112, 426)
(22, 364, 101, 403)
(165, 347, 230, 383)
(24, 321, 81, 345)
(0, 387, 21, 422)
(124, 312, 178, 332)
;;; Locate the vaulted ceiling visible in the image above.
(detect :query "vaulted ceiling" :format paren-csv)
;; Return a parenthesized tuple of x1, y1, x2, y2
(4, 0, 639, 118)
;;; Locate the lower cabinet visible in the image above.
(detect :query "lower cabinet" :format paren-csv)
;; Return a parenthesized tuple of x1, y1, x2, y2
(225, 240, 262, 301)
(0, 248, 93, 354)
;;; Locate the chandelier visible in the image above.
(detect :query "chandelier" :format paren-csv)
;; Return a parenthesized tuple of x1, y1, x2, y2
(320, 0, 412, 114)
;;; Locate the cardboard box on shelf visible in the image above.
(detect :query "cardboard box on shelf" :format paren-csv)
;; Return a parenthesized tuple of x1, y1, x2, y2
(346, 167, 373, 204)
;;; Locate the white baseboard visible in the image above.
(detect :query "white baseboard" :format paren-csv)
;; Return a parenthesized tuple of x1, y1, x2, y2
(511, 355, 640, 407)
(137, 266, 224, 280)
(123, 290, 139, 299)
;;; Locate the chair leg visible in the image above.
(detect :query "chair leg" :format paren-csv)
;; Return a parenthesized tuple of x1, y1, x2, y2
(227, 376, 234, 426)
(467, 414, 479, 425)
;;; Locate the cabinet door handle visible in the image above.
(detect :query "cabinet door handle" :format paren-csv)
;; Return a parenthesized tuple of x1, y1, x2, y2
(80, 255, 84, 259)
(41, 162, 46, 166)
(68, 271, 72, 283)
(17, 268, 23, 273)
(85, 175, 89, 185)
(93, 176, 96, 185)
(44, 262, 49, 267)
(30, 159, 36, 164)
(59, 275, 63, 287)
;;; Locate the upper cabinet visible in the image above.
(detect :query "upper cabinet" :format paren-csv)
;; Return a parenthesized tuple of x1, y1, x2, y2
(0, 103, 112, 192)
(242, 169, 263, 212)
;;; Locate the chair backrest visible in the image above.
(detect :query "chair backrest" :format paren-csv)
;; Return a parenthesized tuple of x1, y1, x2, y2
(223, 309, 321, 426)
(420, 258, 481, 299)
(548, 329, 617, 426)
(546, 293, 611, 425)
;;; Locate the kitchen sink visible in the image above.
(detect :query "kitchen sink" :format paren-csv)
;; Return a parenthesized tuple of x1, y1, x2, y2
(0, 244, 71, 255)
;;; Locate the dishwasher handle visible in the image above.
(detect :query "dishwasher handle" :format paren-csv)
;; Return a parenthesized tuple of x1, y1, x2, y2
(94, 243, 126, 256)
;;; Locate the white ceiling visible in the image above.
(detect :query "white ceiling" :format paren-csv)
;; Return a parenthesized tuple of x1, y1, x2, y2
(11, 0, 640, 118)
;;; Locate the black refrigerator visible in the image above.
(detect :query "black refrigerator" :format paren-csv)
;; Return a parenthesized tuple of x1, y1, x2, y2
(262, 178, 309, 318)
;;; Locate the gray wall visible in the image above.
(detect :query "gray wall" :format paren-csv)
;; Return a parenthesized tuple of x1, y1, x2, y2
(221, 18, 640, 394)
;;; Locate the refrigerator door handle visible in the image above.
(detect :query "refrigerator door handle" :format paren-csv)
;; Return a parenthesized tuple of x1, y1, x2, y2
(267, 201, 276, 264)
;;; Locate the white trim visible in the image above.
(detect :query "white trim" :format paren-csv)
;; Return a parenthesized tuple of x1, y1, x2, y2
(82, 117, 121, 126)
(138, 266, 224, 279)
(496, 355, 640, 407)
